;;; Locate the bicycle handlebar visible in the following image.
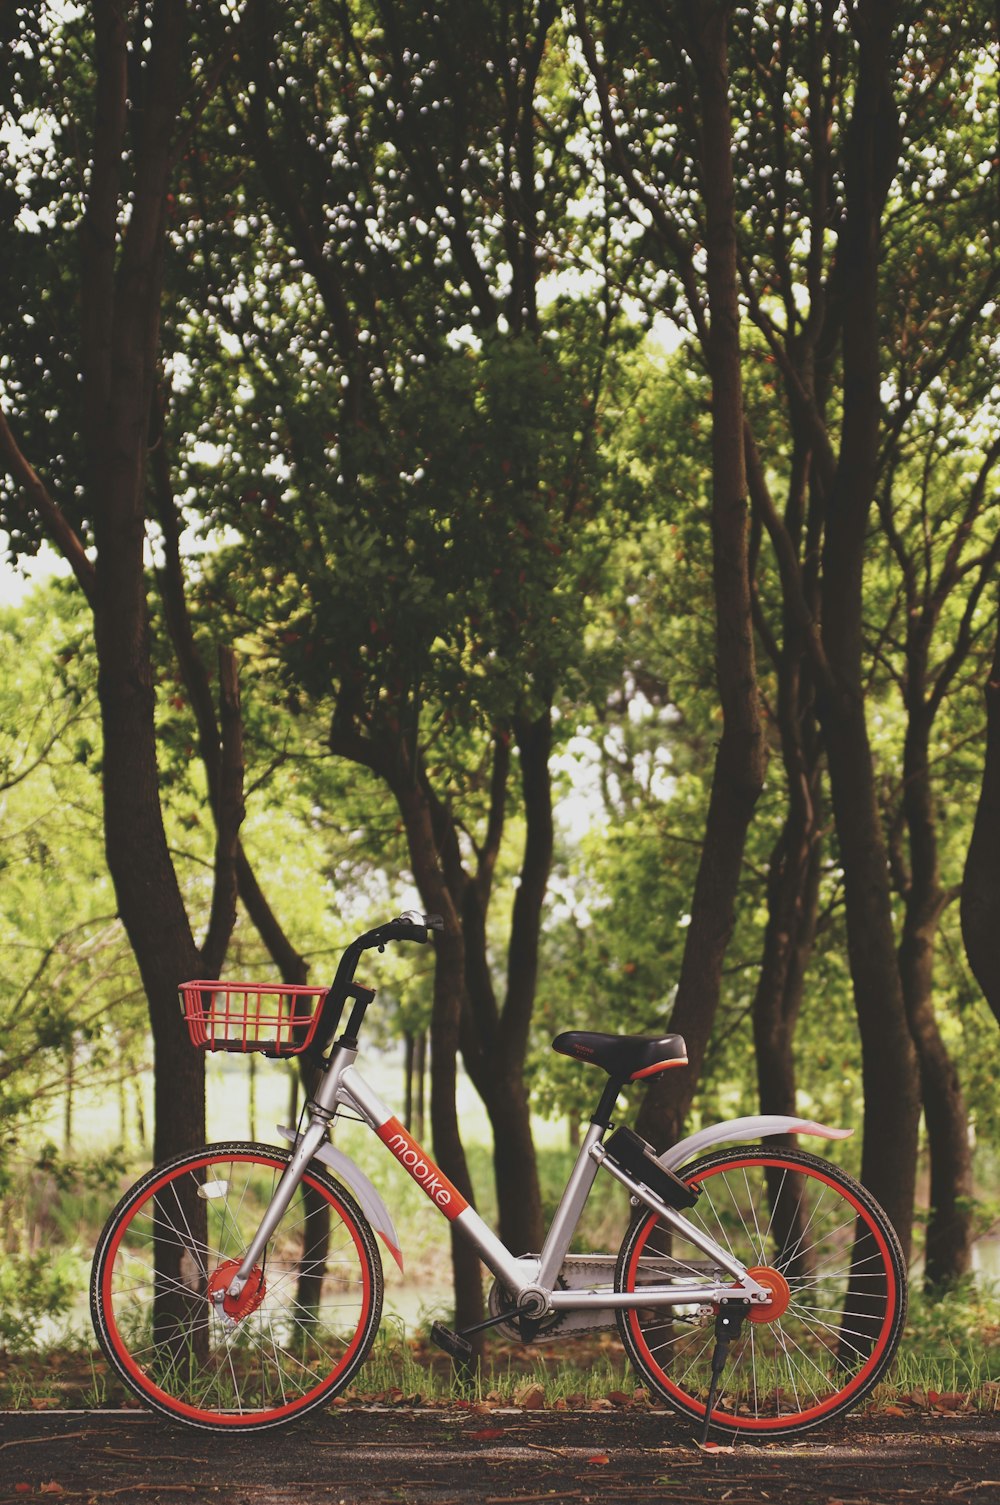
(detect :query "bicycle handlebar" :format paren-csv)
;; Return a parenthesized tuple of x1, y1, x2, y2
(305, 912, 443, 1062)
(355, 910, 443, 949)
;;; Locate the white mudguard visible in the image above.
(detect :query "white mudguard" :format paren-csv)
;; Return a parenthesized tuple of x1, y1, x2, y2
(277, 1126, 404, 1273)
(657, 1114, 853, 1173)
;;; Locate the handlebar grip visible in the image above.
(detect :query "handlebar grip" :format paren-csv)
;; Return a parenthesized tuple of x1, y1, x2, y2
(387, 919, 428, 943)
(386, 911, 445, 944)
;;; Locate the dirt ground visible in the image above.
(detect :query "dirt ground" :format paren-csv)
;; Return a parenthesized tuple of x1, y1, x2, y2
(1, 1408, 998, 1505)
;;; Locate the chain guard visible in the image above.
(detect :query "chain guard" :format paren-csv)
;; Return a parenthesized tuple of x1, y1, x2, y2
(487, 1252, 729, 1343)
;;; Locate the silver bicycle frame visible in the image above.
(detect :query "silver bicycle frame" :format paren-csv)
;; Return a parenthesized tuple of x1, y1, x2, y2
(225, 1043, 767, 1312)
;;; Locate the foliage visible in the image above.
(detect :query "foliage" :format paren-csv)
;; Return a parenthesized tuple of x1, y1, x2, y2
(1, 0, 1000, 1367)
(0, 1249, 77, 1357)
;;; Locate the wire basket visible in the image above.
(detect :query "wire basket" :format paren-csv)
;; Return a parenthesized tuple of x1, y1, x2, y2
(179, 980, 329, 1057)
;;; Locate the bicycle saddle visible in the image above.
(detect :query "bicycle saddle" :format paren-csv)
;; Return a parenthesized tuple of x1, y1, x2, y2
(551, 1030, 688, 1082)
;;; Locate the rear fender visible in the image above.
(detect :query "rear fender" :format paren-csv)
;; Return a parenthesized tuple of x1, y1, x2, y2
(277, 1125, 404, 1273)
(657, 1115, 853, 1174)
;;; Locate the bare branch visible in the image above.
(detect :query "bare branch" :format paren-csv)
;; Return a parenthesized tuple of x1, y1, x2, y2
(0, 405, 97, 605)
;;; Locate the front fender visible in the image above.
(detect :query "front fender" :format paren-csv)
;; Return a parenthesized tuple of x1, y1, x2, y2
(277, 1125, 404, 1273)
(657, 1115, 852, 1174)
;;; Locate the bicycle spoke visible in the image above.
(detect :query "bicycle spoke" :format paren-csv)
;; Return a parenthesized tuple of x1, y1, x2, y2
(619, 1148, 904, 1436)
(95, 1147, 380, 1429)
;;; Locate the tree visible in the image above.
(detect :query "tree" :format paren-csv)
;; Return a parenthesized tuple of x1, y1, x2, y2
(576, 0, 1000, 1273)
(144, 0, 626, 1335)
(576, 0, 768, 1154)
(0, 3, 250, 1349)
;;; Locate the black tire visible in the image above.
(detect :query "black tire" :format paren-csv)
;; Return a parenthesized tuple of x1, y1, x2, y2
(91, 1141, 383, 1431)
(615, 1145, 907, 1438)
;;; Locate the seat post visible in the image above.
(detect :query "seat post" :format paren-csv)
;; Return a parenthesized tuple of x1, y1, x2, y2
(591, 1075, 626, 1131)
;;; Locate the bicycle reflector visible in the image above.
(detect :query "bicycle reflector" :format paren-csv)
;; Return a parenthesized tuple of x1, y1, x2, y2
(179, 981, 328, 1057)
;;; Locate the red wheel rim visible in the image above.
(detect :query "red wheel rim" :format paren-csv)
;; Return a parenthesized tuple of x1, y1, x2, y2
(625, 1157, 898, 1431)
(101, 1151, 372, 1426)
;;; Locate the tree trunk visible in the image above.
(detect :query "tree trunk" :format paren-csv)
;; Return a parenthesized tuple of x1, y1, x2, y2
(818, 696, 920, 1254)
(392, 775, 486, 1350)
(73, 3, 244, 1360)
(429, 924, 486, 1349)
(63, 1043, 74, 1153)
(752, 744, 822, 1278)
(814, 1, 920, 1263)
(75, 0, 208, 1175)
(476, 1072, 542, 1256)
(903, 928, 974, 1290)
(899, 703, 973, 1289)
(455, 716, 550, 1255)
(638, 1, 766, 1151)
(961, 599, 1000, 1026)
(404, 1031, 416, 1132)
(92, 408, 208, 1178)
(414, 1031, 427, 1143)
(248, 1052, 258, 1143)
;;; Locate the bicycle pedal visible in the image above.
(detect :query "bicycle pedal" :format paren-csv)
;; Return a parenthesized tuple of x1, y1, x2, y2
(430, 1321, 473, 1361)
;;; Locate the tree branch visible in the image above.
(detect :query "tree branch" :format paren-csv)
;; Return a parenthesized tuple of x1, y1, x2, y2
(0, 405, 97, 606)
(744, 419, 834, 692)
(200, 645, 245, 977)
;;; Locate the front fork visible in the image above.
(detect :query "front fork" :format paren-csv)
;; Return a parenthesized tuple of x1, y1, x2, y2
(209, 1113, 331, 1317)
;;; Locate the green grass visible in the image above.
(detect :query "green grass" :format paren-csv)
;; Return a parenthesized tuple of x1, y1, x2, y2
(3, 1311, 999, 1414)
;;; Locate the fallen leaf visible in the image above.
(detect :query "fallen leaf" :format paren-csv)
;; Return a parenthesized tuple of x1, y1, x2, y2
(14, 1487, 31, 1496)
(606, 1390, 632, 1406)
(40, 1485, 65, 1497)
(469, 1427, 505, 1440)
(929, 1391, 969, 1411)
(514, 1381, 545, 1410)
(588, 1454, 611, 1466)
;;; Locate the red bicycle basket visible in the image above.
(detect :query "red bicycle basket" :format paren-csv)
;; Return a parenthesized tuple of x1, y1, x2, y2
(179, 980, 328, 1057)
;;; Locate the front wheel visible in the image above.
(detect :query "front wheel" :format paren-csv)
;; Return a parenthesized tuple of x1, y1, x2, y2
(615, 1146, 906, 1438)
(91, 1142, 383, 1431)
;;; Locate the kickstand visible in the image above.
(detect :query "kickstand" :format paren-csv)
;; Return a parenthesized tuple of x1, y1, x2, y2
(699, 1299, 751, 1444)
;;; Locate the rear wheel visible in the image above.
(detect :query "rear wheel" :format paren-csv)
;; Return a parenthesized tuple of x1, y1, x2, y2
(92, 1142, 382, 1431)
(615, 1146, 906, 1437)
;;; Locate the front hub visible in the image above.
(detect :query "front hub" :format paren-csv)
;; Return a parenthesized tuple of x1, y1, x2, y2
(206, 1258, 266, 1323)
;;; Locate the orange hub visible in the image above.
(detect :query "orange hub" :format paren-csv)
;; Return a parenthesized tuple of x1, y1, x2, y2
(742, 1265, 792, 1324)
(206, 1258, 266, 1322)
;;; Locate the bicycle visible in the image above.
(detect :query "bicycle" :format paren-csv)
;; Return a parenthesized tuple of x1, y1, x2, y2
(91, 912, 907, 1437)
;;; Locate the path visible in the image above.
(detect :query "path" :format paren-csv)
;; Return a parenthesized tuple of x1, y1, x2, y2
(1, 1408, 997, 1504)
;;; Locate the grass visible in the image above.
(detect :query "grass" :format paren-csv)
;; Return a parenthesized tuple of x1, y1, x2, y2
(4, 1296, 999, 1415)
